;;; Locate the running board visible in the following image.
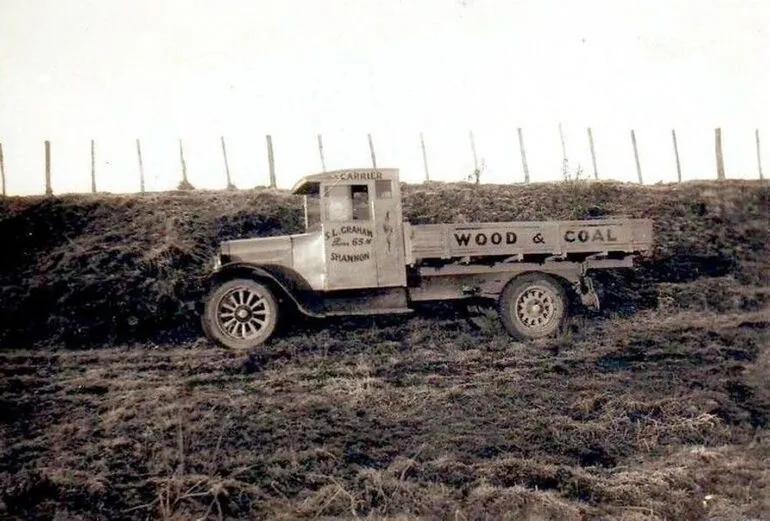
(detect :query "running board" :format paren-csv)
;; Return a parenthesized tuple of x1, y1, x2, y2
(324, 307, 414, 317)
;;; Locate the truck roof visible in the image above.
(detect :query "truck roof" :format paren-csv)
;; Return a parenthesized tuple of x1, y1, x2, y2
(291, 168, 400, 195)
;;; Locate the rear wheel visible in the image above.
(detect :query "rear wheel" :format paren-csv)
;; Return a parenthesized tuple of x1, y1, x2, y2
(498, 273, 568, 340)
(202, 278, 279, 350)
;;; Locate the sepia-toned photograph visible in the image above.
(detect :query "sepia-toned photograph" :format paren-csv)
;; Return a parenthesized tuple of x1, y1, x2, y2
(0, 0, 768, 519)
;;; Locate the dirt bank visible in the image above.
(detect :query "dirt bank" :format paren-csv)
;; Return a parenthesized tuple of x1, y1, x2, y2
(0, 180, 766, 350)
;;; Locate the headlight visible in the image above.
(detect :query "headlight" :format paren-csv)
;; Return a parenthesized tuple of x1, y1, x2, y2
(212, 255, 222, 271)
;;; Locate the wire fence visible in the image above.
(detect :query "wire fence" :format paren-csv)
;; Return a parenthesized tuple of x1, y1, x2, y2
(0, 126, 765, 197)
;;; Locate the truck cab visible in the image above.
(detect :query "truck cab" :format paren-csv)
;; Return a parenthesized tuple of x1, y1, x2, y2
(202, 168, 653, 351)
(292, 168, 407, 290)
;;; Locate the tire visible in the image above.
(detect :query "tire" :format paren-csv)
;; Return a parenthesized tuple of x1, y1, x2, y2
(498, 273, 568, 340)
(201, 278, 279, 350)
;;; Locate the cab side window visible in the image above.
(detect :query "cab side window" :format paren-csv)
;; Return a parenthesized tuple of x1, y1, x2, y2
(375, 180, 392, 199)
(324, 184, 371, 221)
(305, 193, 322, 231)
(351, 185, 371, 220)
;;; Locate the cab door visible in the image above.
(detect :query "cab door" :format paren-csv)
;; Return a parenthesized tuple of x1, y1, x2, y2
(322, 183, 378, 290)
(372, 178, 407, 287)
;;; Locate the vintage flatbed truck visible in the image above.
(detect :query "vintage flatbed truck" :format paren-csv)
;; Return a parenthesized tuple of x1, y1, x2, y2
(201, 168, 653, 350)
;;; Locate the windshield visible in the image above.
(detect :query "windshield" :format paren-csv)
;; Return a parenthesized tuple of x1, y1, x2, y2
(305, 194, 322, 232)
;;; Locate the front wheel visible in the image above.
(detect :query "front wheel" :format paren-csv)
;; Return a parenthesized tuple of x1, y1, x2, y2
(498, 273, 568, 340)
(202, 278, 279, 350)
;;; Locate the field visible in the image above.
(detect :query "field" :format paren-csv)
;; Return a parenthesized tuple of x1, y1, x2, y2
(0, 179, 768, 520)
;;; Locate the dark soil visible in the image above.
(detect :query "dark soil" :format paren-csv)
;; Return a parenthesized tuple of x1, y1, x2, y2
(1, 311, 768, 520)
(0, 178, 768, 520)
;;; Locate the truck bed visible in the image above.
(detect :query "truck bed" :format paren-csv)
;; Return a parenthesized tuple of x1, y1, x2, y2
(404, 218, 653, 263)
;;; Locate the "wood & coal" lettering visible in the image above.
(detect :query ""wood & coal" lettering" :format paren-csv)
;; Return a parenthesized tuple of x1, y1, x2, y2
(454, 231, 518, 247)
(563, 228, 618, 243)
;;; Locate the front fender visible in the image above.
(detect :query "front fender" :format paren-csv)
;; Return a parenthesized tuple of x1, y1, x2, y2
(205, 262, 324, 318)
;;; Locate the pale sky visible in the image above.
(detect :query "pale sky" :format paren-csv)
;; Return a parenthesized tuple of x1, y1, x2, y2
(1, 0, 768, 195)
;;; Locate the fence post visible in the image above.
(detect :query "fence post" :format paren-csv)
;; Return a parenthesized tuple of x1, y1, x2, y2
(136, 139, 145, 194)
(715, 128, 725, 180)
(558, 123, 567, 168)
(317, 134, 327, 172)
(266, 134, 276, 188)
(756, 129, 763, 180)
(517, 127, 529, 183)
(631, 130, 643, 184)
(587, 127, 598, 180)
(420, 132, 430, 182)
(90, 139, 96, 193)
(178, 139, 193, 189)
(45, 140, 52, 196)
(221, 136, 235, 190)
(671, 129, 682, 183)
(368, 133, 377, 169)
(0, 142, 5, 196)
(469, 130, 479, 170)
(469, 130, 479, 183)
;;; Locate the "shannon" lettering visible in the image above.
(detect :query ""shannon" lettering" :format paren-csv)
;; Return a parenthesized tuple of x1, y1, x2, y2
(331, 252, 371, 262)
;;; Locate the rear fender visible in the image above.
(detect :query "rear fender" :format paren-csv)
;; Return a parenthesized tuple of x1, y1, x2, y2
(205, 263, 323, 317)
(492, 268, 598, 311)
(478, 267, 598, 310)
(478, 266, 580, 297)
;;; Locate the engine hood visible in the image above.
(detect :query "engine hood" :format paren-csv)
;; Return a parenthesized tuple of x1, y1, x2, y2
(218, 231, 326, 291)
(221, 235, 293, 267)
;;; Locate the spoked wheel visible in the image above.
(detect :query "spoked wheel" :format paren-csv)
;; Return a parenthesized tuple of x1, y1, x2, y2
(202, 278, 279, 350)
(498, 273, 568, 340)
